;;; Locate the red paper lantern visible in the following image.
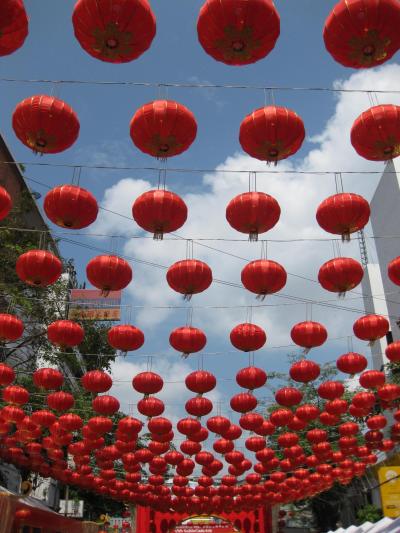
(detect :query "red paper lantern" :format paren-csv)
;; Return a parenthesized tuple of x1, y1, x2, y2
(230, 323, 266, 352)
(186, 396, 213, 417)
(1, 405, 25, 423)
(275, 387, 303, 407)
(132, 189, 187, 239)
(236, 366, 267, 390)
(33, 368, 64, 390)
(130, 100, 197, 158)
(148, 417, 172, 435)
(317, 381, 345, 400)
(44, 185, 98, 229)
(86, 255, 132, 294)
(230, 393, 257, 413)
(132, 372, 163, 394)
(337, 352, 368, 375)
(72, 0, 156, 63)
(226, 192, 280, 241)
(241, 259, 287, 297)
(87, 416, 113, 435)
(359, 370, 386, 390)
(290, 360, 320, 383)
(137, 397, 164, 417)
(352, 391, 375, 408)
(185, 370, 216, 394)
(318, 257, 363, 294)
(306, 429, 328, 444)
(2, 385, 29, 405)
(386, 341, 400, 362)
(47, 391, 75, 412)
(13, 95, 80, 154)
(296, 404, 320, 422)
(47, 320, 84, 347)
(167, 259, 212, 298)
(367, 415, 387, 430)
(197, 0, 279, 66)
(0, 314, 24, 342)
(16, 250, 62, 287)
(59, 413, 83, 432)
(353, 314, 389, 343)
(351, 105, 400, 161)
(290, 321, 327, 352)
(388, 256, 400, 286)
(169, 326, 207, 356)
(92, 395, 120, 415)
(0, 186, 12, 220)
(207, 416, 230, 435)
(82, 370, 112, 393)
(31, 409, 56, 427)
(316, 193, 370, 240)
(0, 363, 15, 386)
(0, 0, 28, 57)
(323, 0, 400, 69)
(270, 408, 293, 427)
(177, 417, 202, 437)
(107, 325, 144, 352)
(240, 105, 305, 163)
(214, 438, 234, 455)
(378, 383, 400, 401)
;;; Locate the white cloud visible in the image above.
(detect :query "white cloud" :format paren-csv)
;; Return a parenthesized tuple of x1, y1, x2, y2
(99, 64, 400, 413)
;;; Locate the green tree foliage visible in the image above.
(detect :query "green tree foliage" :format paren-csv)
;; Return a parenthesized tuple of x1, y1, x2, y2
(356, 503, 383, 524)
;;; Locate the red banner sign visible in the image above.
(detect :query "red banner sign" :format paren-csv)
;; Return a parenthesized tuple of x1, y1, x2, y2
(173, 527, 236, 533)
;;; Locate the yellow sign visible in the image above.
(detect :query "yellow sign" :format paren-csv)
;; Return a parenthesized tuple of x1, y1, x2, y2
(378, 466, 400, 518)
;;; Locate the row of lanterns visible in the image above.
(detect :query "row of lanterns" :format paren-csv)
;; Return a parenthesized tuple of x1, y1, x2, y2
(8, 246, 400, 299)
(0, 181, 373, 241)
(0, 312, 397, 357)
(1, 362, 400, 513)
(8, 95, 400, 162)
(2, 0, 400, 70)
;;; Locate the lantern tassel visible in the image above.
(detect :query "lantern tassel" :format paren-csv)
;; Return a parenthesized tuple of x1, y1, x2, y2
(153, 231, 164, 241)
(256, 294, 266, 301)
(249, 231, 259, 242)
(341, 232, 351, 243)
(181, 352, 189, 360)
(183, 294, 193, 301)
(303, 347, 311, 355)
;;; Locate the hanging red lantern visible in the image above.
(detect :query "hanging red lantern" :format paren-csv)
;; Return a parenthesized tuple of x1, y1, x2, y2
(388, 256, 400, 286)
(137, 397, 164, 417)
(197, 0, 279, 66)
(0, 314, 24, 342)
(386, 341, 400, 362)
(241, 259, 287, 297)
(167, 259, 212, 299)
(47, 320, 84, 347)
(352, 391, 375, 408)
(377, 383, 400, 402)
(148, 416, 172, 435)
(367, 415, 387, 430)
(318, 257, 363, 294)
(185, 370, 216, 394)
(86, 255, 132, 294)
(59, 413, 83, 432)
(275, 387, 303, 407)
(353, 314, 389, 344)
(107, 325, 144, 352)
(316, 193, 370, 241)
(289, 360, 320, 383)
(214, 438, 234, 454)
(0, 0, 28, 57)
(169, 326, 207, 357)
(47, 391, 75, 412)
(132, 190, 188, 240)
(1, 405, 25, 423)
(270, 408, 293, 427)
(13, 95, 80, 154)
(290, 321, 327, 352)
(296, 404, 320, 422)
(33, 368, 64, 390)
(351, 105, 400, 161)
(359, 370, 386, 390)
(87, 416, 113, 435)
(16, 250, 62, 287)
(44, 185, 98, 229)
(72, 0, 156, 63)
(230, 393, 257, 413)
(337, 352, 368, 375)
(230, 323, 266, 352)
(92, 395, 120, 415)
(207, 416, 230, 435)
(130, 100, 197, 158)
(177, 417, 202, 437)
(132, 372, 163, 394)
(236, 366, 267, 390)
(0, 186, 12, 221)
(0, 363, 15, 386)
(2, 385, 29, 405)
(81, 370, 112, 393)
(185, 396, 213, 417)
(323, 0, 400, 69)
(317, 381, 345, 400)
(225, 192, 280, 241)
(239, 105, 305, 164)
(31, 410, 56, 427)
(306, 429, 328, 444)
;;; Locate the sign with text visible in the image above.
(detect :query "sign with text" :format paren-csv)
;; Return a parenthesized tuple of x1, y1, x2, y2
(68, 289, 121, 320)
(378, 466, 400, 518)
(174, 526, 236, 533)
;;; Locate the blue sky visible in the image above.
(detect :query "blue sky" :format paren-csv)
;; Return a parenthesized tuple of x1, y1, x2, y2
(2, 1, 400, 421)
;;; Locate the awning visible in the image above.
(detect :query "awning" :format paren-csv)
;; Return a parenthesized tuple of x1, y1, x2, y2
(326, 516, 400, 532)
